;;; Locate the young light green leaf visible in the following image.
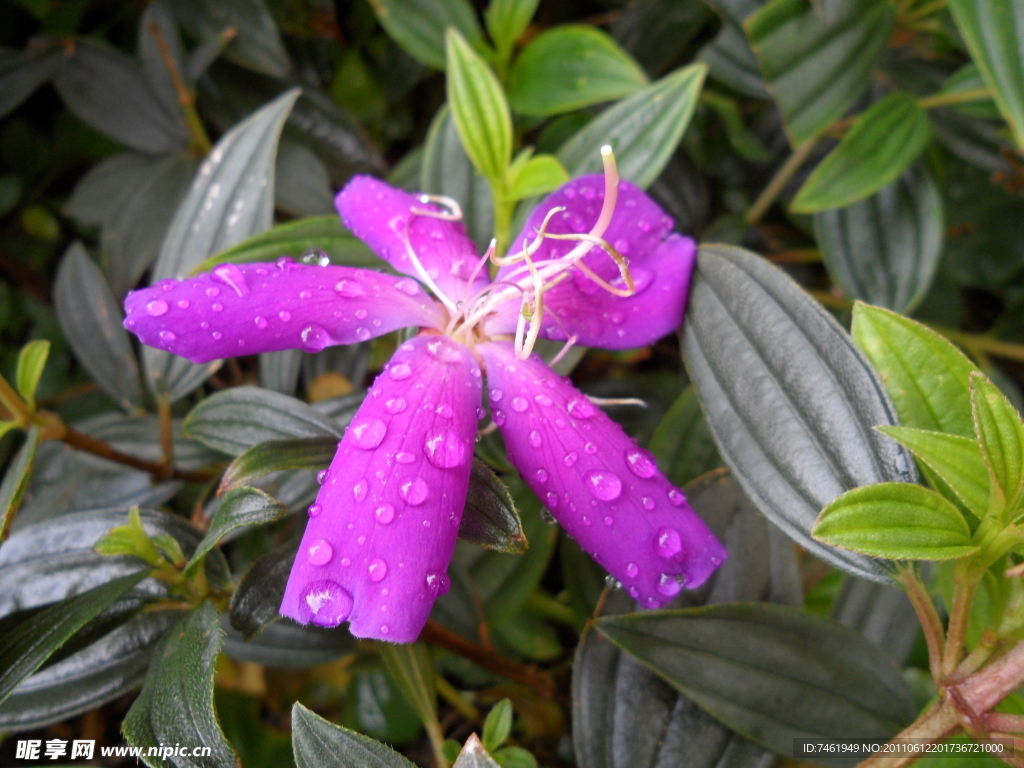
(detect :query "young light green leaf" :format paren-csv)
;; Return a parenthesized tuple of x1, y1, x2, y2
(745, 0, 895, 146)
(446, 29, 512, 184)
(506, 154, 569, 201)
(292, 702, 418, 768)
(971, 371, 1024, 513)
(558, 63, 707, 188)
(14, 340, 49, 408)
(370, 0, 486, 70)
(792, 94, 932, 212)
(876, 426, 990, 519)
(0, 427, 39, 542)
(219, 436, 339, 494)
(813, 482, 977, 560)
(482, 698, 513, 752)
(485, 0, 539, 57)
(492, 746, 537, 768)
(184, 488, 287, 577)
(852, 303, 979, 437)
(507, 26, 648, 117)
(93, 506, 163, 566)
(947, 0, 1024, 150)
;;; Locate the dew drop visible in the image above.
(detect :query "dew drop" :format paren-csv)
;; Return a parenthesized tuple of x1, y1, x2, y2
(603, 515, 614, 526)
(279, 310, 292, 322)
(146, 299, 168, 316)
(642, 496, 655, 511)
(211, 263, 250, 296)
(657, 573, 683, 597)
(299, 324, 328, 352)
(655, 527, 682, 559)
(299, 290, 312, 299)
(351, 419, 387, 450)
(368, 558, 388, 582)
(610, 311, 625, 325)
(568, 398, 595, 418)
(385, 397, 407, 414)
(316, 470, 328, 485)
(254, 316, 267, 329)
(563, 452, 578, 467)
(380, 624, 389, 634)
(342, 557, 351, 566)
(354, 308, 367, 319)
(426, 571, 451, 596)
(301, 581, 353, 626)
(582, 516, 591, 526)
(396, 451, 416, 464)
(395, 278, 419, 295)
(626, 562, 639, 578)
(389, 363, 412, 380)
(401, 477, 429, 505)
(352, 478, 368, 502)
(159, 330, 176, 342)
(545, 491, 559, 508)
(528, 430, 543, 448)
(489, 389, 503, 403)
(668, 488, 685, 506)
(355, 327, 370, 341)
(301, 248, 331, 267)
(586, 470, 622, 501)
(629, 586, 640, 598)
(206, 287, 220, 297)
(375, 504, 395, 524)
(625, 447, 657, 478)
(493, 410, 506, 426)
(436, 404, 453, 419)
(276, 256, 297, 271)
(511, 396, 528, 412)
(534, 394, 553, 407)
(645, 596, 661, 608)
(212, 302, 223, 312)
(177, 299, 190, 309)
(308, 503, 322, 518)
(535, 468, 549, 483)
(308, 539, 333, 566)
(212, 331, 223, 340)
(584, 442, 598, 454)
(476, 407, 486, 419)
(425, 428, 466, 468)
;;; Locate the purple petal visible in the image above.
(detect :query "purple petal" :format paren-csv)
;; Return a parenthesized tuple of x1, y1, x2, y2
(335, 175, 490, 307)
(484, 176, 696, 349)
(280, 335, 481, 642)
(479, 341, 726, 607)
(123, 261, 443, 363)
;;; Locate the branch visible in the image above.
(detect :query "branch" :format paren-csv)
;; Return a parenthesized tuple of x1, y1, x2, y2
(61, 426, 216, 484)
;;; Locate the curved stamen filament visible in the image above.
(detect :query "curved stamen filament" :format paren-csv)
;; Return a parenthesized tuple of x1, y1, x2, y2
(411, 194, 463, 221)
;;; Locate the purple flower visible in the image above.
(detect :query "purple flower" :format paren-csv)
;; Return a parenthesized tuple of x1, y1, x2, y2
(123, 154, 726, 643)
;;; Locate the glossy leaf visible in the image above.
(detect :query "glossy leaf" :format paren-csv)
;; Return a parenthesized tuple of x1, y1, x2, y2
(851, 303, 978, 437)
(171, 0, 291, 78)
(228, 542, 297, 640)
(223, 615, 355, 667)
(557, 63, 707, 187)
(123, 603, 238, 768)
(459, 459, 527, 554)
(446, 29, 512, 183)
(219, 436, 339, 493)
(185, 488, 287, 577)
(948, 0, 1024, 150)
(596, 603, 915, 756)
(813, 165, 943, 314)
(505, 154, 569, 201)
(54, 242, 143, 412)
(878, 426, 991, 518)
(746, 0, 895, 146)
(700, 23, 771, 100)
(648, 387, 723, 488)
(485, 0, 539, 57)
(0, 427, 38, 542)
(682, 245, 916, 583)
(137, 1, 186, 120)
(813, 483, 977, 560)
(370, 0, 485, 70)
(0, 43, 63, 120)
(376, 643, 439, 739)
(832, 577, 919, 666)
(792, 94, 932, 212)
(972, 371, 1024, 510)
(292, 702, 417, 768)
(0, 573, 145, 706)
(15, 340, 49, 407)
(508, 26, 648, 117)
(275, 141, 335, 217)
(613, 0, 714, 77)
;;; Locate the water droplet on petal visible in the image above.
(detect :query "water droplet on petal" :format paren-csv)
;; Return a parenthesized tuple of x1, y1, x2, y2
(395, 278, 420, 295)
(568, 398, 595, 418)
(401, 477, 429, 505)
(351, 419, 387, 449)
(368, 558, 388, 582)
(658, 573, 683, 597)
(354, 308, 367, 319)
(437, 404, 453, 419)
(316, 470, 328, 485)
(629, 586, 640, 598)
(279, 310, 292, 322)
(625, 447, 657, 478)
(493, 410, 506, 426)
(308, 539, 333, 565)
(159, 330, 176, 342)
(490, 389, 503, 403)
(206, 287, 220, 297)
(511, 396, 528, 412)
(645, 596, 661, 608)
(302, 581, 353, 626)
(177, 299, 190, 309)
(308, 503, 322, 517)
(146, 299, 168, 316)
(375, 504, 395, 524)
(546, 491, 559, 508)
(352, 478, 368, 502)
(212, 302, 223, 312)
(299, 290, 312, 299)
(212, 331, 223, 340)
(355, 327, 370, 341)
(626, 562, 639, 578)
(535, 468, 548, 482)
(254, 316, 267, 329)
(655, 527, 682, 558)
(426, 571, 451, 596)
(642, 496, 655, 510)
(301, 248, 331, 267)
(396, 451, 416, 464)
(535, 394, 553, 406)
(668, 488, 685, 506)
(389, 363, 412, 380)
(424, 428, 466, 468)
(603, 515, 614, 526)
(528, 430, 542, 448)
(563, 452, 578, 467)
(585, 470, 622, 501)
(385, 397, 407, 414)
(211, 263, 250, 296)
(584, 442, 598, 455)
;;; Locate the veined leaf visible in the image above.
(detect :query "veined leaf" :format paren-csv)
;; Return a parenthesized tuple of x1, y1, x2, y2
(460, 459, 527, 554)
(15, 340, 49, 408)
(0, 427, 39, 542)
(292, 702, 417, 768)
(219, 436, 339, 493)
(485, 0, 539, 58)
(170, 0, 291, 79)
(185, 488, 287, 577)
(369, 0, 486, 70)
(0, 43, 64, 119)
(971, 371, 1024, 512)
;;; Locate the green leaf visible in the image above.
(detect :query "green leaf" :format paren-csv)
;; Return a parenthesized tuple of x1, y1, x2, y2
(813, 164, 943, 314)
(492, 746, 537, 768)
(700, 91, 773, 162)
(700, 23, 771, 100)
(0, 427, 38, 542)
(485, 0, 539, 56)
(376, 643, 441, 741)
(613, 0, 714, 77)
(877, 426, 991, 518)
(191, 215, 380, 275)
(948, 0, 1024, 150)
(460, 459, 527, 554)
(0, 43, 64, 119)
(505, 154, 569, 202)
(0, 573, 145, 706)
(682, 245, 914, 583)
(972, 371, 1024, 512)
(292, 702, 417, 768)
(223, 615, 355, 667)
(557, 63, 707, 188)
(15, 339, 49, 407)
(482, 698, 513, 752)
(851, 303, 979, 437)
(596, 603, 915, 757)
(228, 542, 297, 640)
(93, 506, 163, 566)
(219, 436, 340, 493)
(648, 387, 722, 488)
(171, 0, 291, 79)
(123, 603, 238, 768)
(446, 29, 512, 183)
(454, 735, 501, 768)
(746, 0, 895, 146)
(507, 26, 648, 117)
(941, 63, 1001, 120)
(792, 94, 932, 212)
(813, 482, 977, 560)
(185, 488, 287, 577)
(369, 0, 486, 70)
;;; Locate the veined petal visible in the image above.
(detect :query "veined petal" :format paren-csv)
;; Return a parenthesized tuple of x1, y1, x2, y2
(280, 335, 481, 643)
(479, 341, 726, 608)
(335, 175, 490, 307)
(484, 176, 696, 350)
(123, 261, 443, 364)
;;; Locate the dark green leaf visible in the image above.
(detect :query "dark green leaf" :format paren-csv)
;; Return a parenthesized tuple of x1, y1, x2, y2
(813, 164, 943, 313)
(492, 746, 536, 768)
(508, 26, 648, 117)
(274, 140, 335, 217)
(746, 0, 895, 146)
(701, 91, 773, 162)
(941, 63, 1002, 120)
(54, 242, 143, 412)
(171, 0, 291, 78)
(596, 603, 915, 756)
(948, 0, 1024, 150)
(292, 702, 417, 768)
(184, 387, 342, 456)
(613, 0, 714, 77)
(485, 0, 538, 58)
(700, 23, 771, 100)
(482, 698, 512, 752)
(185, 488, 287, 576)
(228, 542, 297, 640)
(260, 349, 303, 395)
(52, 39, 189, 153)
(832, 577, 919, 666)
(219, 437, 339, 493)
(446, 29, 512, 183)
(557, 63, 707, 187)
(0, 44, 63, 119)
(343, 665, 423, 744)
(459, 459, 527, 554)
(15, 340, 49, 407)
(370, 0, 485, 70)
(0, 427, 38, 541)
(972, 371, 1024, 511)
(792, 93, 932, 212)
(223, 615, 355, 667)
(75, 411, 221, 471)
(0, 573, 145, 706)
(851, 302, 978, 437)
(813, 482, 977, 560)
(376, 643, 439, 738)
(682, 245, 916, 582)
(123, 603, 238, 768)
(138, 1, 187, 120)
(648, 387, 722, 488)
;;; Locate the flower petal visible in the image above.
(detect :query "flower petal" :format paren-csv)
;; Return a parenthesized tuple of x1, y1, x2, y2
(484, 176, 696, 349)
(479, 341, 726, 607)
(335, 175, 490, 307)
(280, 335, 481, 642)
(123, 261, 443, 364)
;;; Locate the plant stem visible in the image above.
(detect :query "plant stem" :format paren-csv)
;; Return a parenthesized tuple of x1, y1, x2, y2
(157, 396, 174, 479)
(944, 565, 982, 676)
(436, 674, 480, 720)
(492, 188, 513, 260)
(934, 327, 1024, 365)
(148, 22, 212, 156)
(855, 701, 962, 768)
(961, 638, 1024, 713)
(897, 568, 946, 679)
(918, 87, 993, 110)
(61, 426, 215, 484)
(744, 137, 820, 224)
(0, 374, 28, 425)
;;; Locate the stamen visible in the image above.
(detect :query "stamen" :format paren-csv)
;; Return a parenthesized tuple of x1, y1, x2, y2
(547, 335, 579, 368)
(544, 232, 635, 296)
(411, 194, 463, 221)
(402, 219, 458, 313)
(587, 396, 648, 408)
